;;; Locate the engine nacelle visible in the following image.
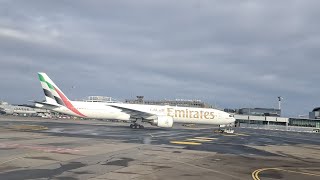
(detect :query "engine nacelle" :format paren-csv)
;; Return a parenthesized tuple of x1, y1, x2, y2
(151, 116, 174, 128)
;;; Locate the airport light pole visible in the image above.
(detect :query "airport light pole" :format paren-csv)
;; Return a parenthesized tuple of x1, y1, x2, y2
(278, 96, 283, 117)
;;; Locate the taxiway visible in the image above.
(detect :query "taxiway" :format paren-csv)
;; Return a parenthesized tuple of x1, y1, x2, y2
(0, 116, 319, 180)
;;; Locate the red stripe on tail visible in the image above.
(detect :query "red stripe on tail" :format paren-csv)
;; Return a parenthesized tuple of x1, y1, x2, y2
(54, 87, 86, 117)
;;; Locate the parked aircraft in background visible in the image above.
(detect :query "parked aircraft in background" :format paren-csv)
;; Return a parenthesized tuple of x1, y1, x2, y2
(0, 101, 48, 116)
(35, 72, 235, 129)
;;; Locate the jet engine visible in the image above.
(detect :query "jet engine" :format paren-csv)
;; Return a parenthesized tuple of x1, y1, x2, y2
(151, 116, 174, 128)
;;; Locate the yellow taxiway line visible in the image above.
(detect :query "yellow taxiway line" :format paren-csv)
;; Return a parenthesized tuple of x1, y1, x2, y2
(252, 167, 320, 180)
(186, 138, 213, 142)
(170, 141, 201, 145)
(170, 137, 217, 145)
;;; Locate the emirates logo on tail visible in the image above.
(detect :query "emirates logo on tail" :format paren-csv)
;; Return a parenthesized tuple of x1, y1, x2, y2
(38, 72, 86, 118)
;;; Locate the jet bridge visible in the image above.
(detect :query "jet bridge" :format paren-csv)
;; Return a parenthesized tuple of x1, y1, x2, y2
(235, 115, 289, 126)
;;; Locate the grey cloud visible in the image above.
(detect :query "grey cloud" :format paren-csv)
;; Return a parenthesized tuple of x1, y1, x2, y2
(0, 0, 320, 116)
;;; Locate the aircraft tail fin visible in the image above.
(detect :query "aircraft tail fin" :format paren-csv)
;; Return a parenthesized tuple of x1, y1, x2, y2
(37, 72, 86, 117)
(38, 72, 70, 106)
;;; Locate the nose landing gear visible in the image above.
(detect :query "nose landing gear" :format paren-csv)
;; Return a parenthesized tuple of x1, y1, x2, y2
(215, 123, 234, 134)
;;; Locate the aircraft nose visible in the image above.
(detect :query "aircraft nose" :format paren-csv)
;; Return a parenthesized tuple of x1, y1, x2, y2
(231, 117, 236, 123)
(227, 116, 236, 124)
(225, 114, 236, 124)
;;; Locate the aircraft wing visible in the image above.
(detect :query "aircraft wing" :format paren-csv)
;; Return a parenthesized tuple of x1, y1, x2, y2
(108, 105, 156, 120)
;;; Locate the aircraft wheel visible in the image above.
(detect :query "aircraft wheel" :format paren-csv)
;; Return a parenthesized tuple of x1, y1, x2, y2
(130, 124, 144, 129)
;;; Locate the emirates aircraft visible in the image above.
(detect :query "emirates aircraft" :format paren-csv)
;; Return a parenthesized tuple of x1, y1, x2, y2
(35, 73, 235, 129)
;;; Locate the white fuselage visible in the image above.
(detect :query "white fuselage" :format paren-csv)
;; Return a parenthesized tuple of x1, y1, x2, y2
(37, 101, 235, 125)
(0, 105, 37, 115)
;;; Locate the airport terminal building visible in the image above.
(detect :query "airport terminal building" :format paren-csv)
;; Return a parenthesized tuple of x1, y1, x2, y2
(125, 96, 212, 108)
(231, 107, 320, 132)
(237, 108, 281, 117)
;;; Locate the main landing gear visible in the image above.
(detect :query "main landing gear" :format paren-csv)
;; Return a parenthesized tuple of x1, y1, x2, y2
(130, 123, 144, 129)
(224, 123, 235, 134)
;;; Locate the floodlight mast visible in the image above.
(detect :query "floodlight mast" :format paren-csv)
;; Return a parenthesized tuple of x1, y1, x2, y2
(278, 96, 283, 110)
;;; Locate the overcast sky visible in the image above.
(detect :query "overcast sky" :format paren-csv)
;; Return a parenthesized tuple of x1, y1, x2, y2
(0, 0, 319, 116)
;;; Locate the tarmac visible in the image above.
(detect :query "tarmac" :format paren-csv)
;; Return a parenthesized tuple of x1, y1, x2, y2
(0, 116, 320, 180)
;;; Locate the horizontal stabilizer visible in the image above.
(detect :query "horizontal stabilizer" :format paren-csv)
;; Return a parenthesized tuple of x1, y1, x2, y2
(34, 101, 60, 108)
